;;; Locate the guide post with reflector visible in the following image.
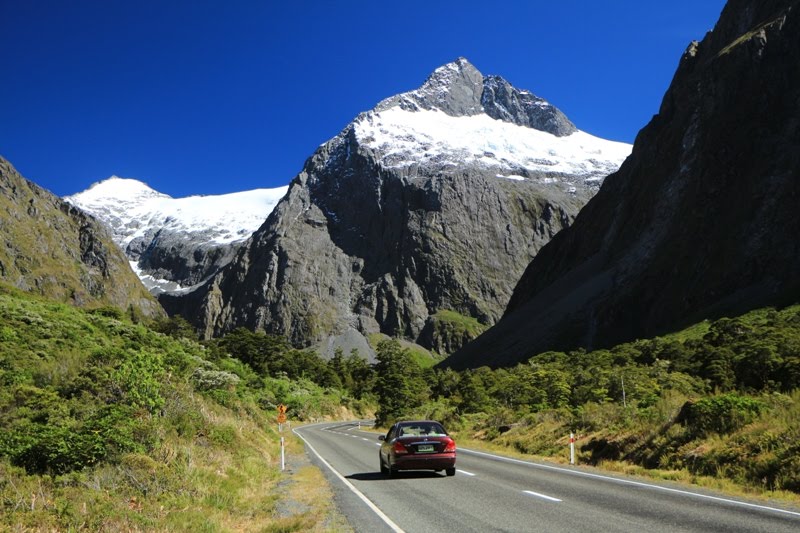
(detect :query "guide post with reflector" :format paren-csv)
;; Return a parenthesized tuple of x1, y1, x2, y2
(569, 433, 575, 465)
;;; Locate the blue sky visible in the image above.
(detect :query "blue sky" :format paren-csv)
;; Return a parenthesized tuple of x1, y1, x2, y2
(0, 1, 727, 198)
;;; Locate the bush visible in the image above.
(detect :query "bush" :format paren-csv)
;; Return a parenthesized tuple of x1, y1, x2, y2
(191, 368, 241, 391)
(679, 393, 764, 437)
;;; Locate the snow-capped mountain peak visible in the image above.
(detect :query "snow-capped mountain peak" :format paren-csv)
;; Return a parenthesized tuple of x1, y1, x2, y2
(67, 177, 288, 248)
(66, 177, 288, 293)
(79, 176, 167, 204)
(355, 58, 630, 186)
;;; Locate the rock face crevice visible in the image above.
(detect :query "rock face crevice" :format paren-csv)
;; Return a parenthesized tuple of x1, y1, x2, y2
(444, 0, 800, 370)
(161, 58, 630, 357)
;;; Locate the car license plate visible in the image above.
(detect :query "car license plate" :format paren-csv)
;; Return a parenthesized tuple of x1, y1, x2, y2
(417, 444, 435, 453)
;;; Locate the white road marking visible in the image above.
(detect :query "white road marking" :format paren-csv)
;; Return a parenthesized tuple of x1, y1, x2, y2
(462, 447, 800, 518)
(457, 469, 476, 476)
(294, 425, 405, 533)
(523, 490, 562, 502)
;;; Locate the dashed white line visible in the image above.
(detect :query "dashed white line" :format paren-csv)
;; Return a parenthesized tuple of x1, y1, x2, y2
(457, 469, 476, 476)
(523, 490, 562, 502)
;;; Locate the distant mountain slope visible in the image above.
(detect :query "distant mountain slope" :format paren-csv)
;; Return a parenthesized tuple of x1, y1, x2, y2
(66, 177, 288, 293)
(0, 157, 162, 316)
(162, 58, 630, 357)
(443, 0, 800, 369)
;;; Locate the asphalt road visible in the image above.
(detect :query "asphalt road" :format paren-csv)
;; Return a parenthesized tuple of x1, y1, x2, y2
(294, 421, 800, 533)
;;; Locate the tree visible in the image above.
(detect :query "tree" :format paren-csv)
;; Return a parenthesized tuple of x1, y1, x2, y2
(373, 340, 427, 425)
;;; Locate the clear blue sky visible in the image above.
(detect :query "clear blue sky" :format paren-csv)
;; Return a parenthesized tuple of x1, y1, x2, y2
(0, 1, 727, 198)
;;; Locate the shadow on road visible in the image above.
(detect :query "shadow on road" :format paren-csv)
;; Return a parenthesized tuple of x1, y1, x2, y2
(346, 471, 445, 481)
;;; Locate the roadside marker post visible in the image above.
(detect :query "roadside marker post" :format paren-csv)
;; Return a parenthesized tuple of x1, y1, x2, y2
(277, 404, 288, 469)
(569, 433, 575, 465)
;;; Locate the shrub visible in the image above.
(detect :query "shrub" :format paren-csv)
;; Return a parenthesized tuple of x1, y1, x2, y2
(679, 393, 764, 437)
(191, 368, 241, 391)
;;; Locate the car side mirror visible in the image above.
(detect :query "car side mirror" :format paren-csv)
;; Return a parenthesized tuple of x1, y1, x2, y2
(378, 435, 385, 441)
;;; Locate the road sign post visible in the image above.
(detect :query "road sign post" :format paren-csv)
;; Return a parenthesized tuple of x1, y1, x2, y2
(277, 404, 287, 431)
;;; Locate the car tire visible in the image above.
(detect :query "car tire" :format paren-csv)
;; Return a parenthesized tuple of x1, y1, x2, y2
(445, 467, 456, 477)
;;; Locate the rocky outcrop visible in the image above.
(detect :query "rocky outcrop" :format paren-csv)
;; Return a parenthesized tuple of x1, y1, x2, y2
(161, 58, 630, 356)
(443, 0, 800, 369)
(0, 157, 163, 316)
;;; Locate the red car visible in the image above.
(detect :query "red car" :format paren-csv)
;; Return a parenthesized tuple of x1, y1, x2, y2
(378, 420, 456, 477)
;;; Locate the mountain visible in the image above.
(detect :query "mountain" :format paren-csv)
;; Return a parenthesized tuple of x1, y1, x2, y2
(0, 157, 162, 316)
(66, 178, 288, 293)
(443, 0, 800, 370)
(161, 58, 631, 357)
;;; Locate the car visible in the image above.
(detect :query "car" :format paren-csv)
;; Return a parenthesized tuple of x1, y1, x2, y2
(378, 420, 456, 477)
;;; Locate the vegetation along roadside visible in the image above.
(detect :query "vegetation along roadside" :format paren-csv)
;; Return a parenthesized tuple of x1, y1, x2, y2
(2, 282, 799, 529)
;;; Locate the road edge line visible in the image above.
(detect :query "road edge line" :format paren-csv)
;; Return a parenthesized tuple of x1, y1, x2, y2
(293, 424, 406, 533)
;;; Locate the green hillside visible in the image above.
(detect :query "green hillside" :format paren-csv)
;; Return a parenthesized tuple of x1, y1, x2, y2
(0, 284, 356, 530)
(435, 305, 800, 499)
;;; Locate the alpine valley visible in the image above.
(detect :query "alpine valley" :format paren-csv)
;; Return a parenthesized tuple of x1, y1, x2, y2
(6, 2, 800, 528)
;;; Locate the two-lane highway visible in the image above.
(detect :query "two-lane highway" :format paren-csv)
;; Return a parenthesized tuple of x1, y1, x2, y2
(294, 421, 800, 533)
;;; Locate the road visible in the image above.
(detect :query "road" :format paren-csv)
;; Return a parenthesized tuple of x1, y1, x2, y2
(293, 421, 800, 533)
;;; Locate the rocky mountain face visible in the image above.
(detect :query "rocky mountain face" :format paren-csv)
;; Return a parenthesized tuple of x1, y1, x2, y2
(0, 157, 162, 316)
(66, 178, 288, 294)
(443, 0, 800, 369)
(162, 58, 630, 357)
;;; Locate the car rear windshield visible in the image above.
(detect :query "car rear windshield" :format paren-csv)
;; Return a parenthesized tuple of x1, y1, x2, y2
(398, 423, 446, 436)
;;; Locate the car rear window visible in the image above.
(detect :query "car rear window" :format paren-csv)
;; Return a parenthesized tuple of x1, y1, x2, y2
(399, 423, 446, 436)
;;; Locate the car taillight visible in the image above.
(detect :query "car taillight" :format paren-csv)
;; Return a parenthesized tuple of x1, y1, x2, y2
(443, 437, 456, 453)
(393, 441, 409, 454)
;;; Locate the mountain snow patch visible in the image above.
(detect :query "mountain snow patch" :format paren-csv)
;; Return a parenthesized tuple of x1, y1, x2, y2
(354, 107, 631, 181)
(66, 177, 288, 247)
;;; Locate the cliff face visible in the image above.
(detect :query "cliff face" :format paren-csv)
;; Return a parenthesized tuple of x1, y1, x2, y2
(161, 58, 630, 357)
(0, 157, 163, 317)
(444, 0, 800, 369)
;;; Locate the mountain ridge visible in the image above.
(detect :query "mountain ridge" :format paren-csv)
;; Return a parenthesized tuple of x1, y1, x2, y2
(443, 0, 800, 370)
(0, 157, 163, 316)
(161, 57, 631, 358)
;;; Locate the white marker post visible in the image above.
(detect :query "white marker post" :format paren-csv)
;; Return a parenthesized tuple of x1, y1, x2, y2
(281, 437, 285, 471)
(569, 433, 575, 465)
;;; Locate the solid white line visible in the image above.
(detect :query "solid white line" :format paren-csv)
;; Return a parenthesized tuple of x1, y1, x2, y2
(457, 469, 476, 477)
(461, 447, 800, 518)
(294, 426, 405, 533)
(524, 490, 562, 502)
